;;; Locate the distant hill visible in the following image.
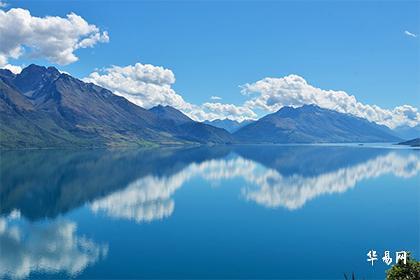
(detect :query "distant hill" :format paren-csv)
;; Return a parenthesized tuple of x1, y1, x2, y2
(233, 105, 401, 143)
(393, 125, 420, 140)
(204, 119, 254, 133)
(0, 64, 233, 148)
(398, 138, 420, 147)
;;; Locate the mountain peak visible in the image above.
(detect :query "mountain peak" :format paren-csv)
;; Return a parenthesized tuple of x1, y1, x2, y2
(47, 66, 61, 76)
(301, 104, 321, 110)
(272, 104, 325, 118)
(149, 105, 193, 125)
(13, 64, 61, 97)
(23, 63, 45, 71)
(151, 104, 171, 110)
(19, 64, 61, 78)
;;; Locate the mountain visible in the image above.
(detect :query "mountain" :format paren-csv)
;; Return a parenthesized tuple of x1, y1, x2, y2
(393, 125, 420, 140)
(148, 105, 235, 144)
(0, 64, 233, 148)
(149, 105, 192, 125)
(234, 104, 401, 143)
(398, 138, 420, 147)
(203, 119, 254, 133)
(0, 77, 76, 148)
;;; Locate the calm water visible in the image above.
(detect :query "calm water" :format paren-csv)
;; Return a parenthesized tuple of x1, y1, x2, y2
(0, 145, 419, 279)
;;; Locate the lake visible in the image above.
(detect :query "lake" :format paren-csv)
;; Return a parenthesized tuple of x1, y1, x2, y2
(0, 144, 419, 279)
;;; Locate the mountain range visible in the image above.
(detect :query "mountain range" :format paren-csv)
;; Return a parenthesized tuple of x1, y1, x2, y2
(0, 65, 233, 148)
(392, 124, 420, 140)
(0, 64, 406, 148)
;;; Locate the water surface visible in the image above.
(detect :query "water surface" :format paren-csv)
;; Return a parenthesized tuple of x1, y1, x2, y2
(0, 145, 419, 279)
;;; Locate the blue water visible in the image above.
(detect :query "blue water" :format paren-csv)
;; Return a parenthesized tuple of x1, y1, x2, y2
(0, 145, 419, 279)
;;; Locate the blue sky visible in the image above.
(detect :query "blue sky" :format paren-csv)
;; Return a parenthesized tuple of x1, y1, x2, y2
(1, 0, 419, 127)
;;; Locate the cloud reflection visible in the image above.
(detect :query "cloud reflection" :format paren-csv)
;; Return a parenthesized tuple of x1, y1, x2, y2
(89, 159, 247, 222)
(90, 150, 419, 221)
(241, 152, 420, 209)
(0, 212, 108, 279)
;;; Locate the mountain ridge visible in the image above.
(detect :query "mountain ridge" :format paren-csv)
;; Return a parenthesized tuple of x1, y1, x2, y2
(233, 104, 401, 143)
(148, 105, 235, 144)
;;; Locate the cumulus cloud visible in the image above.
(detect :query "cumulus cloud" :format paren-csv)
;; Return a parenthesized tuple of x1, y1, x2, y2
(84, 63, 257, 122)
(404, 30, 417, 38)
(0, 8, 109, 66)
(242, 75, 420, 128)
(84, 63, 186, 109)
(84, 63, 417, 126)
(210, 96, 222, 100)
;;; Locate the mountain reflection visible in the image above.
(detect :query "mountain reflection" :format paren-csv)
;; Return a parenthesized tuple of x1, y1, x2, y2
(89, 147, 419, 221)
(0, 146, 230, 220)
(0, 211, 108, 279)
(1, 146, 419, 223)
(240, 151, 420, 209)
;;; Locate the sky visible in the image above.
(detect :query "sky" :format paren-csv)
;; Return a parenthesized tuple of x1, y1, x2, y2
(0, 0, 419, 128)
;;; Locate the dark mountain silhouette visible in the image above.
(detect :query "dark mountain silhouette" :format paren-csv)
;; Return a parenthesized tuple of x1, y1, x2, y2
(398, 138, 420, 147)
(234, 104, 401, 143)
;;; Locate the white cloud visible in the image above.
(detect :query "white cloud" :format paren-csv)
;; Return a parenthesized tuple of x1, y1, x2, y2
(0, 8, 109, 66)
(84, 63, 257, 122)
(84, 63, 186, 109)
(3, 63, 21, 74)
(84, 63, 418, 126)
(242, 75, 420, 128)
(210, 96, 222, 100)
(404, 30, 417, 38)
